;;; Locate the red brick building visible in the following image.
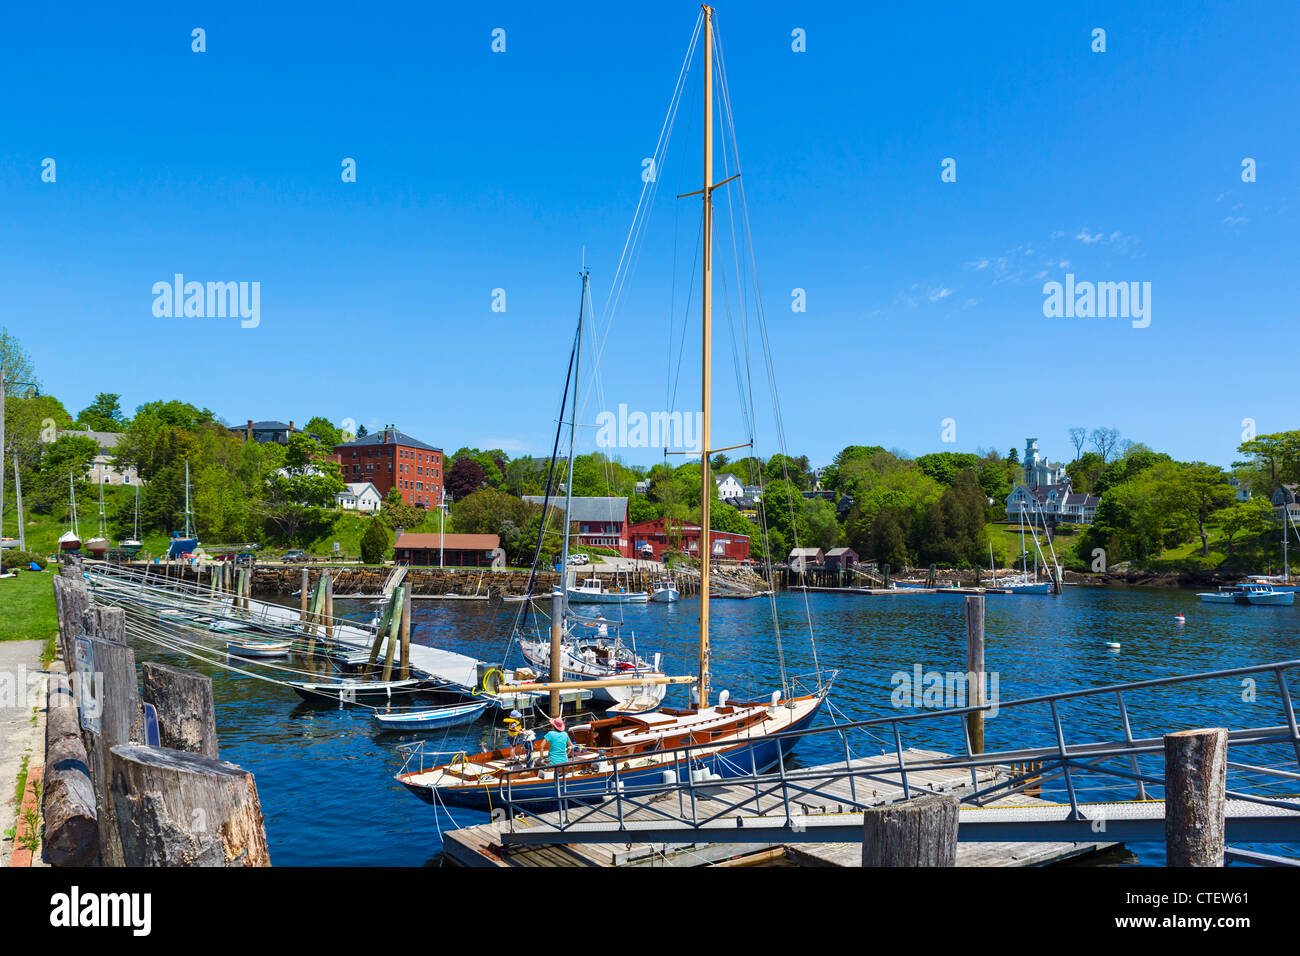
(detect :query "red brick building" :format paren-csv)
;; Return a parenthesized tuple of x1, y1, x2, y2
(333, 427, 443, 508)
(627, 518, 750, 562)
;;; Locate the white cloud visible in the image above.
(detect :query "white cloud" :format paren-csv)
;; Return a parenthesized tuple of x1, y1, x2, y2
(928, 287, 952, 301)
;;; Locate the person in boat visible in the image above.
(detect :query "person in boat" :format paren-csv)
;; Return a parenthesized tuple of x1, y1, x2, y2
(504, 710, 536, 767)
(543, 717, 570, 767)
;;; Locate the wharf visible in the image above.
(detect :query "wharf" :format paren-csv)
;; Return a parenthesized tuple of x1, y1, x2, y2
(442, 748, 1115, 867)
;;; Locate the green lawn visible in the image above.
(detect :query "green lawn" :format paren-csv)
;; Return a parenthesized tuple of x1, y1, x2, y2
(986, 521, 1081, 569)
(0, 571, 59, 661)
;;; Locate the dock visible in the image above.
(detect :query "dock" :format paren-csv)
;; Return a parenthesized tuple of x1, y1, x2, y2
(443, 748, 1116, 867)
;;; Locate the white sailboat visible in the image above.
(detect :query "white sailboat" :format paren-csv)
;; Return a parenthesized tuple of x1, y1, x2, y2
(84, 478, 111, 556)
(121, 484, 143, 556)
(397, 7, 830, 811)
(57, 472, 81, 552)
(167, 460, 199, 558)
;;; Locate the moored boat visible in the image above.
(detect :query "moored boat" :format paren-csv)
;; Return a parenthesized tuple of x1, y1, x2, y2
(372, 700, 491, 732)
(226, 638, 293, 658)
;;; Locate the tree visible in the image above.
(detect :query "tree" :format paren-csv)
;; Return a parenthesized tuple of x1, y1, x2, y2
(76, 393, 127, 432)
(381, 488, 424, 531)
(303, 416, 342, 448)
(1219, 497, 1272, 559)
(357, 424, 368, 437)
(1066, 451, 1107, 494)
(360, 518, 390, 564)
(1169, 462, 1235, 557)
(0, 326, 37, 387)
(1090, 427, 1122, 462)
(260, 433, 345, 542)
(1237, 431, 1300, 487)
(446, 457, 487, 501)
(1068, 427, 1088, 461)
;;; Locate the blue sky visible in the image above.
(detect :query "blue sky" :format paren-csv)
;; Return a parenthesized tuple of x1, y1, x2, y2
(2, 1, 1296, 469)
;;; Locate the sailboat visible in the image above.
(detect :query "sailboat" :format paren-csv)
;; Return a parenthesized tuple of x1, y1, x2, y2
(396, 7, 830, 811)
(991, 495, 1052, 594)
(120, 484, 143, 556)
(517, 270, 667, 711)
(167, 460, 199, 558)
(57, 473, 81, 552)
(84, 478, 111, 556)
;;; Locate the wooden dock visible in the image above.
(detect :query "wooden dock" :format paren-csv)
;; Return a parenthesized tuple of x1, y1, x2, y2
(443, 748, 1115, 867)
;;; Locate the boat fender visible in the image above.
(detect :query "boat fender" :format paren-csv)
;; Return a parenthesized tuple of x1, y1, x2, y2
(661, 770, 678, 785)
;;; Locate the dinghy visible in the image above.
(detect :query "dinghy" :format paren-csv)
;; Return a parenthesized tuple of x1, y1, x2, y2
(227, 638, 292, 658)
(372, 700, 491, 732)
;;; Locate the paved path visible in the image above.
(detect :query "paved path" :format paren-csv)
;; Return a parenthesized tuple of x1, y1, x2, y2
(0, 640, 45, 866)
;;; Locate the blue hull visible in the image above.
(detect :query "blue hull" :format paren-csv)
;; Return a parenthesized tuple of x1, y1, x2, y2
(373, 701, 491, 732)
(401, 697, 825, 812)
(167, 536, 198, 558)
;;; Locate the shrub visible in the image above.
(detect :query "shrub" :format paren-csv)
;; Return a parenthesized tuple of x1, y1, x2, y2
(1, 550, 47, 571)
(359, 519, 391, 565)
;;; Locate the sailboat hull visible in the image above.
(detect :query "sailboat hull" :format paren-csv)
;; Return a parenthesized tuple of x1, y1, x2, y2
(398, 695, 825, 811)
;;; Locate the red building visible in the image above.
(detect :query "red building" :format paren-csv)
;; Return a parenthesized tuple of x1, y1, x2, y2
(333, 427, 443, 508)
(628, 518, 750, 562)
(523, 496, 632, 557)
(394, 533, 501, 567)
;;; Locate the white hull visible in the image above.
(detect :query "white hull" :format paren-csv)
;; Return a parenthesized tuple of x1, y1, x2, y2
(555, 585, 650, 605)
(649, 586, 680, 603)
(519, 639, 668, 709)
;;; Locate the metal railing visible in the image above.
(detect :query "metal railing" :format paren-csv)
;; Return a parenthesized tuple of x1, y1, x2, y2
(489, 659, 1300, 844)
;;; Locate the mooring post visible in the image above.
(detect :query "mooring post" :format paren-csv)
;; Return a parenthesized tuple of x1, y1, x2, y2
(109, 745, 272, 867)
(1164, 727, 1228, 866)
(141, 662, 220, 758)
(300, 568, 310, 631)
(399, 584, 412, 679)
(381, 585, 402, 681)
(324, 571, 334, 640)
(862, 793, 959, 866)
(550, 589, 564, 718)
(965, 594, 985, 754)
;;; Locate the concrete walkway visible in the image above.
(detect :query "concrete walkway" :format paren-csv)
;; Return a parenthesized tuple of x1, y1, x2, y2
(0, 640, 45, 866)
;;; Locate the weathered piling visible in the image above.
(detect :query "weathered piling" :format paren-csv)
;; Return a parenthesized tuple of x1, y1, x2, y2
(142, 662, 220, 758)
(965, 595, 985, 754)
(109, 745, 272, 867)
(1164, 727, 1228, 866)
(861, 793, 959, 866)
(400, 584, 412, 679)
(43, 673, 99, 866)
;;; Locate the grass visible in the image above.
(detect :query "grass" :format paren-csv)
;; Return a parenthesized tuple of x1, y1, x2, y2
(986, 521, 1081, 569)
(0, 570, 59, 645)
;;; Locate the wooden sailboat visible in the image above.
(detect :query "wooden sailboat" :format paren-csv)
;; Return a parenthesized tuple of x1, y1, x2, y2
(397, 7, 828, 811)
(57, 472, 81, 552)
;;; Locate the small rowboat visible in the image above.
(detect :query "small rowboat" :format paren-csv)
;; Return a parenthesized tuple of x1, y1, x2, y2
(227, 639, 293, 658)
(371, 700, 491, 732)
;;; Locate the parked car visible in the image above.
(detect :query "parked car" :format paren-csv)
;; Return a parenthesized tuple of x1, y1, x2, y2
(234, 552, 256, 566)
(283, 550, 307, 563)
(567, 553, 590, 566)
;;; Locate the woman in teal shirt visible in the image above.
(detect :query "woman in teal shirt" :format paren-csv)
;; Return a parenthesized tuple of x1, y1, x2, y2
(543, 717, 570, 766)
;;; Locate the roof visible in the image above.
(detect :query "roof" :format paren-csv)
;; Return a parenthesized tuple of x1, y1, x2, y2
(394, 533, 499, 550)
(342, 482, 380, 496)
(336, 428, 441, 452)
(714, 473, 741, 485)
(248, 420, 290, 431)
(826, 547, 857, 556)
(61, 429, 124, 450)
(789, 547, 824, 557)
(523, 496, 628, 523)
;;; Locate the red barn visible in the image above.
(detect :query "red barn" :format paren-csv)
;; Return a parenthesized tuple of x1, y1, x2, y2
(628, 518, 750, 562)
(334, 427, 443, 508)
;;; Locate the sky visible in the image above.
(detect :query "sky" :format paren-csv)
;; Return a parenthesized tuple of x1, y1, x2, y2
(2, 1, 1297, 470)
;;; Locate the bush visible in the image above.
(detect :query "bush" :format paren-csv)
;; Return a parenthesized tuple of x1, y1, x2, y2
(2, 550, 47, 571)
(359, 520, 391, 565)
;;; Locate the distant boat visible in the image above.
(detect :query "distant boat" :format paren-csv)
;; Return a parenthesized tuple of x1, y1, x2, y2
(559, 576, 650, 604)
(85, 478, 110, 556)
(288, 677, 430, 703)
(1197, 583, 1295, 606)
(58, 472, 81, 552)
(121, 484, 143, 556)
(167, 460, 199, 558)
(649, 578, 680, 602)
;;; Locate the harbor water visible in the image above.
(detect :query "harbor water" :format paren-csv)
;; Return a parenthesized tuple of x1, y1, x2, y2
(129, 585, 1300, 865)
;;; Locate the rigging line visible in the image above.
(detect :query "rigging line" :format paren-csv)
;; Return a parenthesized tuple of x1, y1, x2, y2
(587, 13, 702, 403)
(667, 215, 703, 417)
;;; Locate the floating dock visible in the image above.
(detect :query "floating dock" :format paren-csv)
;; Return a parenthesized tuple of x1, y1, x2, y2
(443, 748, 1116, 867)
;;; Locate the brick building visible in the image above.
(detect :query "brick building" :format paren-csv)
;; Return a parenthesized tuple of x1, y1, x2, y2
(334, 427, 443, 508)
(627, 517, 750, 562)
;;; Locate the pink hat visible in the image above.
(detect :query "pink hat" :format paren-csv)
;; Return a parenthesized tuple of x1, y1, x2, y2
(550, 717, 565, 732)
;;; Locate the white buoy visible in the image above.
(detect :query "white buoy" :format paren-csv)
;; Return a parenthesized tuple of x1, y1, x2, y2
(1105, 641, 1121, 649)
(1175, 613, 1185, 623)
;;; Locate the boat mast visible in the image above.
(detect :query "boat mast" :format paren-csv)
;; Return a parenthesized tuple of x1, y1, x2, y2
(133, 484, 140, 541)
(184, 459, 193, 538)
(698, 3, 715, 708)
(559, 270, 588, 613)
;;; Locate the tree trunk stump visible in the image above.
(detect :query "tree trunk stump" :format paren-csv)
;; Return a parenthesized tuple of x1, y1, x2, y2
(862, 793, 959, 866)
(142, 663, 220, 758)
(1164, 727, 1228, 867)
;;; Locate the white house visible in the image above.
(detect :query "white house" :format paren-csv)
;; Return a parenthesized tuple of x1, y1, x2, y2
(1022, 438, 1068, 487)
(714, 473, 744, 501)
(338, 482, 383, 513)
(61, 429, 140, 486)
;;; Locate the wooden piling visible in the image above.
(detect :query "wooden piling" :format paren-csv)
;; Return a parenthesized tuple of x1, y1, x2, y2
(141, 662, 220, 758)
(43, 672, 99, 866)
(300, 568, 310, 631)
(964, 594, 985, 754)
(324, 571, 334, 640)
(1164, 727, 1228, 867)
(399, 584, 412, 679)
(381, 585, 402, 681)
(861, 793, 959, 866)
(109, 744, 271, 867)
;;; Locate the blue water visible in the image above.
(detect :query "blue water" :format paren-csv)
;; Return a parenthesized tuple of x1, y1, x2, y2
(128, 586, 1300, 866)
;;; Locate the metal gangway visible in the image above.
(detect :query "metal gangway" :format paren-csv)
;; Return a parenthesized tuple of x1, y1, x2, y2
(489, 661, 1300, 864)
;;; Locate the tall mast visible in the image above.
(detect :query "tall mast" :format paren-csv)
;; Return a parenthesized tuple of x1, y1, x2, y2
(558, 270, 588, 614)
(184, 459, 192, 538)
(698, 4, 714, 708)
(133, 484, 140, 541)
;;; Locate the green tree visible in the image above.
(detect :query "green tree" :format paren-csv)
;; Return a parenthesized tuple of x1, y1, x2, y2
(1219, 496, 1273, 559)
(303, 416, 342, 448)
(360, 518, 391, 564)
(76, 393, 127, 432)
(1169, 462, 1235, 557)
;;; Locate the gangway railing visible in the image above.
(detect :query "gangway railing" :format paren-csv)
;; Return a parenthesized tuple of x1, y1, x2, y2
(489, 659, 1300, 850)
